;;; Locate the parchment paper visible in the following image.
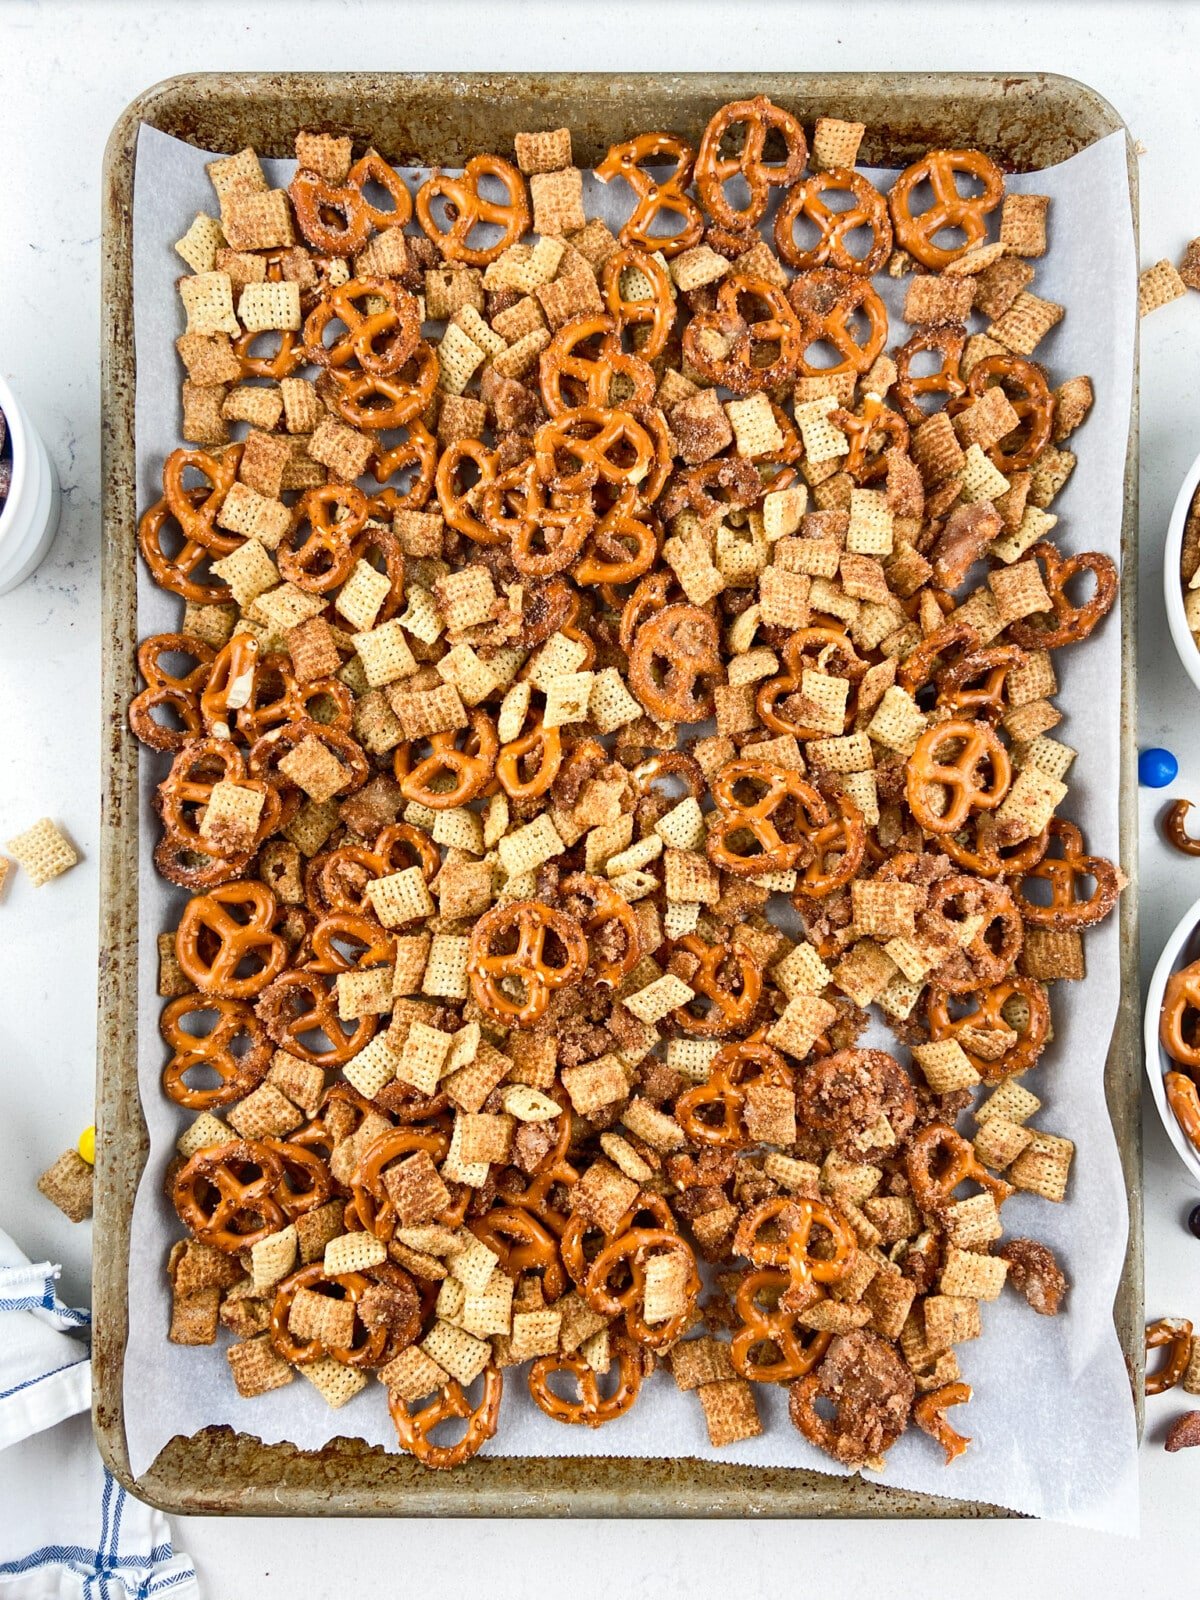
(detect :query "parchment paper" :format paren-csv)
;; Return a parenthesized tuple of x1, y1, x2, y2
(124, 122, 1138, 1528)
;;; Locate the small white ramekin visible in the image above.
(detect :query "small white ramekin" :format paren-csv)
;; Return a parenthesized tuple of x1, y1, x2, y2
(1163, 447, 1200, 695)
(1144, 890, 1200, 1187)
(0, 372, 62, 595)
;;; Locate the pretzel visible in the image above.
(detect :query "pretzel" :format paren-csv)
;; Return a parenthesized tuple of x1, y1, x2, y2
(256, 968, 375, 1068)
(888, 148, 1005, 270)
(906, 718, 1012, 835)
(162, 445, 242, 552)
(533, 406, 660, 498)
(198, 633, 260, 738)
(529, 1335, 645, 1427)
(628, 603, 723, 724)
(600, 245, 676, 360)
(389, 1366, 503, 1469)
(942, 814, 1049, 881)
(129, 633, 217, 751)
(905, 1122, 1012, 1218)
(175, 881, 289, 999)
(1145, 1317, 1194, 1395)
(894, 324, 968, 426)
(347, 150, 413, 231)
(914, 1382, 973, 1464)
(896, 623, 980, 697)
(160, 992, 272, 1109)
(304, 277, 422, 377)
(706, 758, 829, 876)
(416, 155, 530, 265)
(394, 709, 499, 809)
(1160, 960, 1200, 1070)
(927, 976, 1050, 1082)
(730, 1268, 831, 1381)
(351, 1127, 452, 1241)
(258, 1138, 330, 1223)
(937, 644, 1024, 721)
(137, 492, 232, 605)
(274, 484, 366, 593)
(788, 268, 889, 378)
(832, 392, 909, 485)
(367, 418, 439, 514)
(1006, 542, 1119, 651)
(1008, 819, 1122, 930)
(951, 354, 1053, 473)
(234, 327, 304, 382)
(496, 712, 563, 801)
(676, 1039, 792, 1148)
(173, 1138, 286, 1252)
(694, 95, 807, 231)
(583, 1227, 700, 1350)
(783, 796, 862, 899)
(559, 872, 642, 987)
(468, 900, 589, 1028)
(671, 932, 764, 1037)
(682, 272, 809, 394)
(925, 874, 1024, 993)
(789, 1329, 916, 1467)
(481, 463, 595, 577)
(156, 737, 282, 857)
(629, 750, 705, 799)
(561, 1193, 678, 1292)
(433, 437, 499, 543)
(234, 656, 354, 744)
(289, 169, 373, 257)
(469, 1206, 568, 1302)
(328, 348, 439, 431)
(775, 168, 892, 275)
(1165, 1071, 1200, 1151)
(351, 522, 407, 623)
(595, 132, 703, 256)
(758, 630, 865, 740)
(1164, 799, 1200, 857)
(270, 1261, 388, 1368)
(572, 488, 658, 586)
(734, 1197, 858, 1299)
(539, 314, 658, 418)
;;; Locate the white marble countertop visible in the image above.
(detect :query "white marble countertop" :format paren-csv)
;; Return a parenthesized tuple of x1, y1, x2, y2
(2, 2, 1200, 1593)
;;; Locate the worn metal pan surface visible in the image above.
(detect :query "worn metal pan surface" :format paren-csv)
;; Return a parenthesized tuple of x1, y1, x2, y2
(97, 70, 1141, 1517)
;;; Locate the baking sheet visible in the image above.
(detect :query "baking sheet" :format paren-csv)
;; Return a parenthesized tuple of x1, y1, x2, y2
(123, 122, 1138, 1528)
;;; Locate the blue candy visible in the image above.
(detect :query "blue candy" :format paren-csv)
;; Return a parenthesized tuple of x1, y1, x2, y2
(1139, 747, 1179, 788)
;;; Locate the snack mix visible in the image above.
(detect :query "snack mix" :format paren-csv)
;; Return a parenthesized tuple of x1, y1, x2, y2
(133, 101, 1123, 1471)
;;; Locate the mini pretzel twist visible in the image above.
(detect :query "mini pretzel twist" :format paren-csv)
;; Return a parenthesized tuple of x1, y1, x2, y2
(1145, 1317, 1194, 1396)
(595, 133, 704, 256)
(388, 1366, 503, 1469)
(775, 168, 893, 275)
(129, 633, 217, 751)
(906, 717, 1012, 835)
(529, 1336, 645, 1427)
(175, 881, 289, 999)
(926, 977, 1050, 1082)
(416, 155, 530, 265)
(888, 148, 1005, 270)
(695, 95, 807, 231)
(172, 1138, 286, 1252)
(467, 900, 589, 1028)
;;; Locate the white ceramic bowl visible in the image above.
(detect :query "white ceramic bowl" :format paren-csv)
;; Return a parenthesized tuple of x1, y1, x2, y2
(0, 371, 61, 595)
(1163, 446, 1200, 695)
(1144, 890, 1200, 1187)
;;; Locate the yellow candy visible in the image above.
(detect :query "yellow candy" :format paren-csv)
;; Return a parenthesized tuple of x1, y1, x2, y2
(77, 1125, 96, 1166)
